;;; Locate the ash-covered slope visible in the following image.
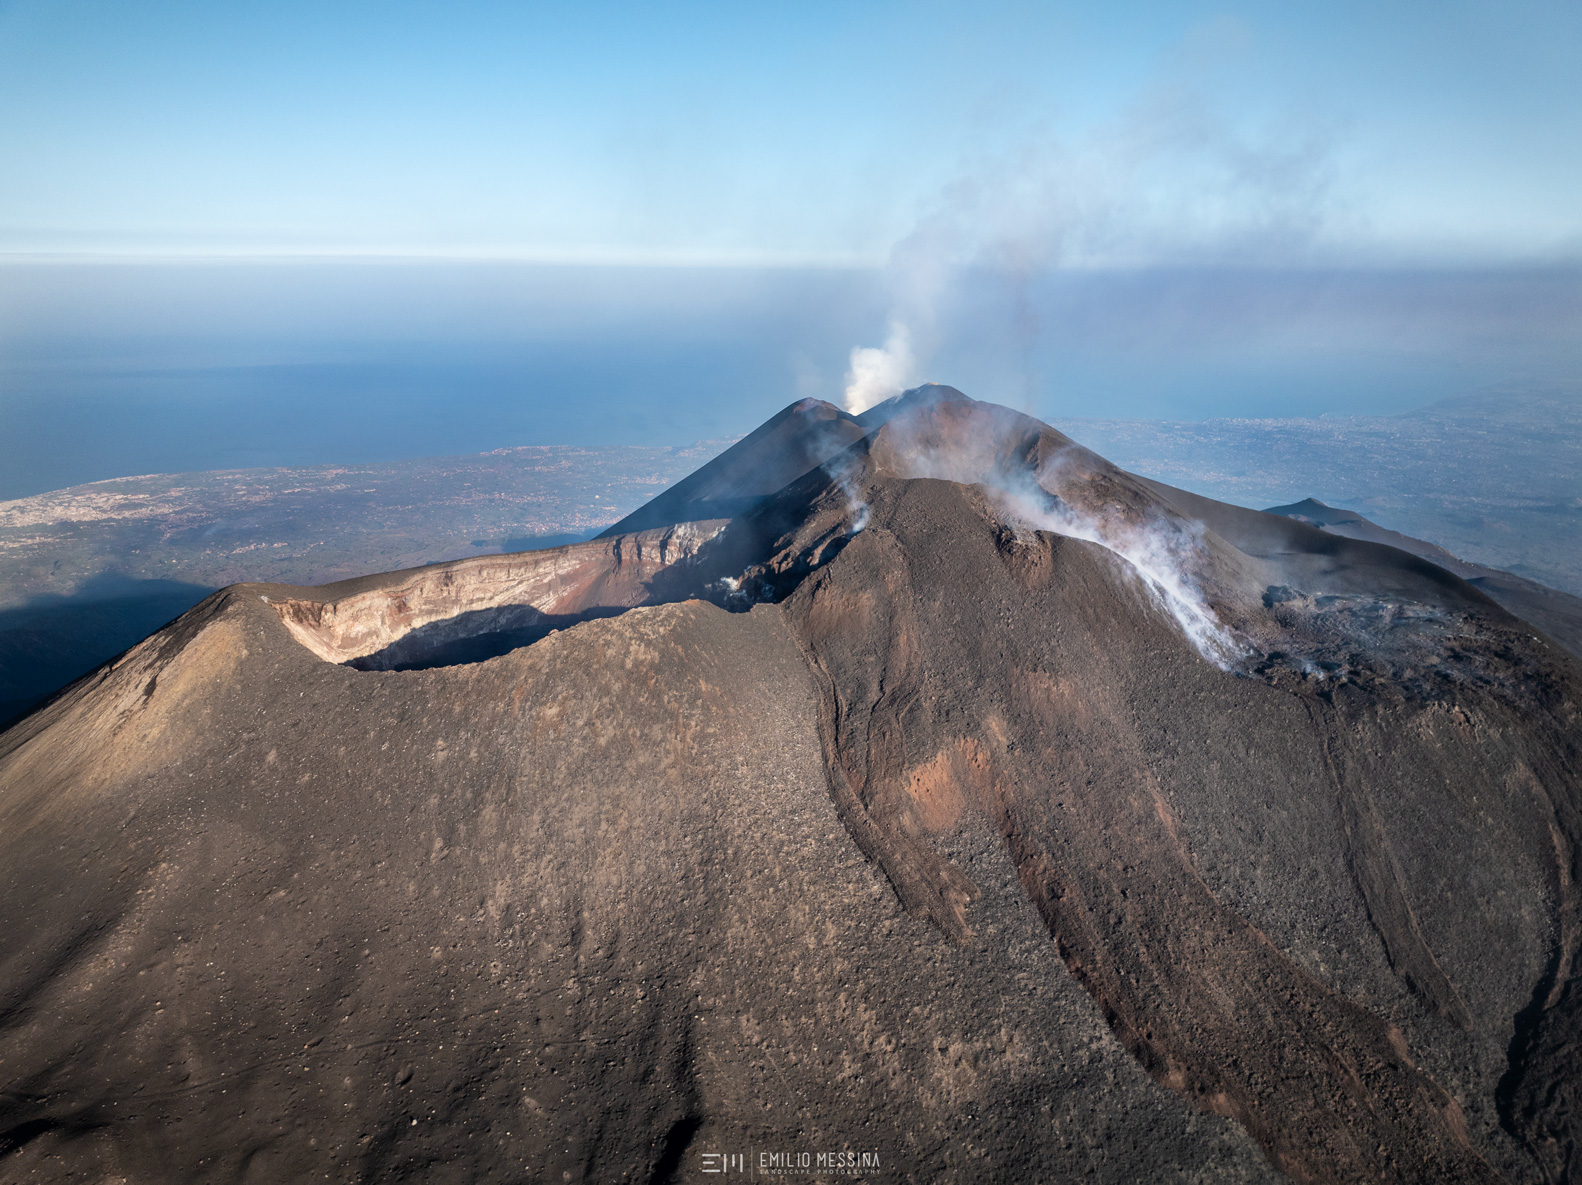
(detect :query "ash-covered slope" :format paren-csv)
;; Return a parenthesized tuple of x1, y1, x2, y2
(1265, 497, 1582, 660)
(597, 397, 866, 537)
(2, 387, 1580, 1185)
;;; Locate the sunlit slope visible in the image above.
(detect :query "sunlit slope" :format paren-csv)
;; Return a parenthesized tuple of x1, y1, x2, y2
(2, 388, 1579, 1184)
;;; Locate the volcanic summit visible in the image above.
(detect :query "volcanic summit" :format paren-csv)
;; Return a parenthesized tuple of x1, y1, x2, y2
(2, 386, 1579, 1184)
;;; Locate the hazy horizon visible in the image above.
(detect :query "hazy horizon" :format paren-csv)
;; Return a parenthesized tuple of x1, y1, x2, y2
(5, 2, 1580, 501)
(4, 258, 1578, 501)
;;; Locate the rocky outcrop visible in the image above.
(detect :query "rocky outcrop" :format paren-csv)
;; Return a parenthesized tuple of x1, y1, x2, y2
(270, 520, 723, 666)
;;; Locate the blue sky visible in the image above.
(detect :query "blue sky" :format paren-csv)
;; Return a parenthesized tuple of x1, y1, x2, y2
(2, 0, 1579, 264)
(1, 0, 1579, 495)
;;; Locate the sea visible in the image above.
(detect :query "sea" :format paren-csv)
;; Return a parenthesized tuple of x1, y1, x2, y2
(2, 260, 1579, 501)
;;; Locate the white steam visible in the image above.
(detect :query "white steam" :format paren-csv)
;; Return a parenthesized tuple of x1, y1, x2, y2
(842, 322, 916, 414)
(837, 60, 1343, 411)
(1000, 487, 1248, 669)
(820, 444, 871, 536)
(882, 422, 1248, 668)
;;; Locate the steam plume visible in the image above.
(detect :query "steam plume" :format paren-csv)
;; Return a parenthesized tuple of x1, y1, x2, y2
(875, 412, 1249, 668)
(1001, 487, 1248, 669)
(842, 322, 915, 414)
(838, 65, 1341, 410)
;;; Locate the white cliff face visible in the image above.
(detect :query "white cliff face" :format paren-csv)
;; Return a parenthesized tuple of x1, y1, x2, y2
(272, 521, 725, 665)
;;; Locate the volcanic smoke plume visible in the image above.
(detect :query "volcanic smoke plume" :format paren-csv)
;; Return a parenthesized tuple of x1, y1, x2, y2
(2, 384, 1579, 1184)
(842, 321, 915, 414)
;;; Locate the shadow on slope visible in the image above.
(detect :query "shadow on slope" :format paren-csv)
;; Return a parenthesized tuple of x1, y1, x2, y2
(345, 604, 632, 671)
(0, 574, 215, 728)
(597, 398, 865, 536)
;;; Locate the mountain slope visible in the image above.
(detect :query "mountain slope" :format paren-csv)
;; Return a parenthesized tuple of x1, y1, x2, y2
(2, 388, 1579, 1184)
(596, 398, 865, 536)
(1265, 497, 1582, 659)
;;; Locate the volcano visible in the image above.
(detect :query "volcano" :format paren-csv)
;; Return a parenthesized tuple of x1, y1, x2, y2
(3, 386, 1580, 1184)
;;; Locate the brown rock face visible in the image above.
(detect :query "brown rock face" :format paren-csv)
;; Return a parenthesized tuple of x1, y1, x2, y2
(273, 520, 723, 667)
(2, 387, 1579, 1184)
(778, 482, 1527, 1183)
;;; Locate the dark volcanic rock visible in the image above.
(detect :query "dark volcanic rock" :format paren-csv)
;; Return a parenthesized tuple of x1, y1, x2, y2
(1264, 497, 1582, 661)
(597, 398, 866, 537)
(2, 389, 1580, 1184)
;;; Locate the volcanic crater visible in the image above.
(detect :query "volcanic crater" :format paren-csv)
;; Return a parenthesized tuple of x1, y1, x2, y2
(2, 385, 1579, 1184)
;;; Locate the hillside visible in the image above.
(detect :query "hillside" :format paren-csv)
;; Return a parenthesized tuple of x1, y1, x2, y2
(1, 388, 1579, 1183)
